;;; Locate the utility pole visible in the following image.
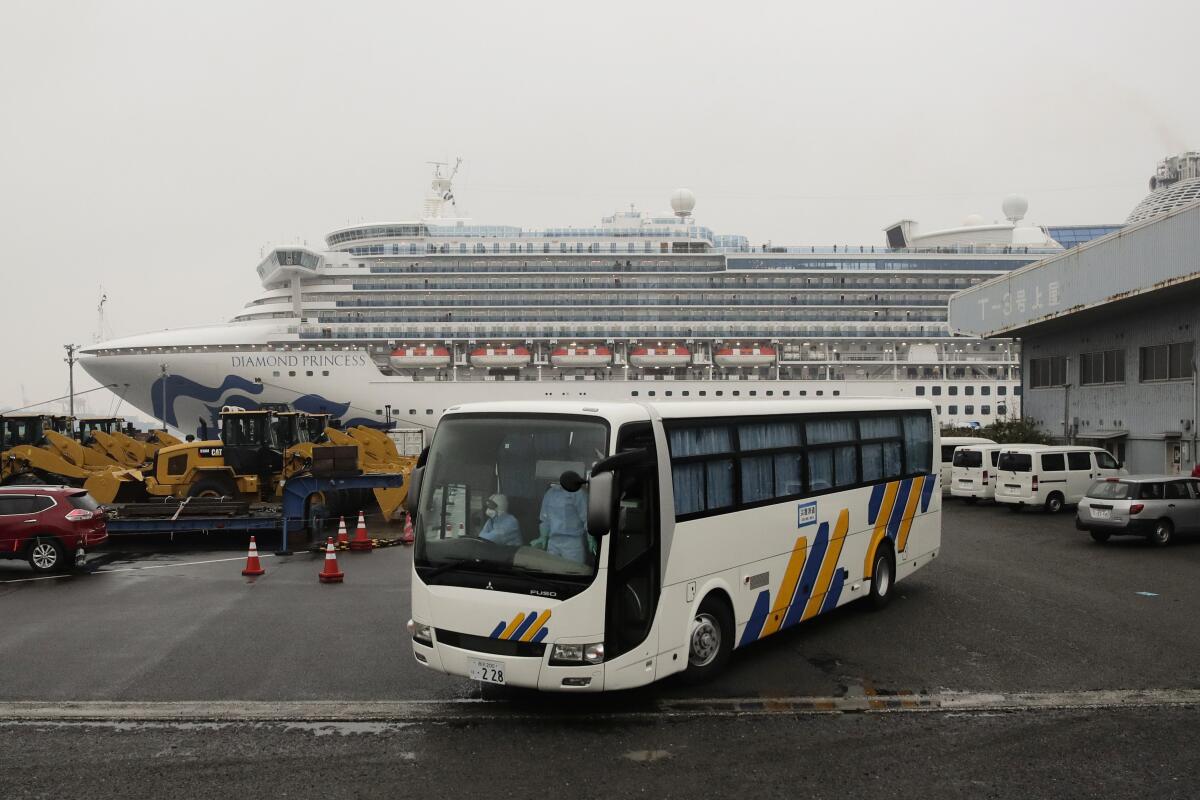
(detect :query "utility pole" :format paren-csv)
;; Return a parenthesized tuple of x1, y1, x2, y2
(159, 363, 169, 431)
(64, 344, 78, 419)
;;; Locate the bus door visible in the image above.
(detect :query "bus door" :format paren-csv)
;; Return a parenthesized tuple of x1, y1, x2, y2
(605, 423, 661, 660)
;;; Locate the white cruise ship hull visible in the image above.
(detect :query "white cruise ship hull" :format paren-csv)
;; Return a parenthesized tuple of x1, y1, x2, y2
(79, 343, 1014, 438)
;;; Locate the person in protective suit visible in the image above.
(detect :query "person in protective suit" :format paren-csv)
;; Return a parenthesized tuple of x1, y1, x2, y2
(533, 475, 592, 563)
(479, 493, 522, 546)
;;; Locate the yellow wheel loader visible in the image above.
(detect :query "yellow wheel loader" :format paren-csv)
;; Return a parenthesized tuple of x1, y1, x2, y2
(77, 417, 149, 468)
(0, 414, 143, 503)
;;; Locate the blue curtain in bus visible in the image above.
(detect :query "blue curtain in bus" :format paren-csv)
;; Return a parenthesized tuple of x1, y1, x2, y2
(903, 415, 933, 473)
(673, 463, 705, 515)
(808, 445, 857, 489)
(862, 441, 903, 481)
(668, 427, 732, 457)
(806, 419, 855, 444)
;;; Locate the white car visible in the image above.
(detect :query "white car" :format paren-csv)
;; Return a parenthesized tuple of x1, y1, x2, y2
(939, 436, 995, 494)
(950, 443, 1048, 502)
(994, 446, 1125, 513)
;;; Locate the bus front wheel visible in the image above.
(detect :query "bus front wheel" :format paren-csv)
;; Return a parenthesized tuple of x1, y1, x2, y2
(868, 546, 895, 610)
(681, 596, 733, 685)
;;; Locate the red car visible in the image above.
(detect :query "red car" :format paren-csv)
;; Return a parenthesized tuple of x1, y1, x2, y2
(0, 486, 108, 574)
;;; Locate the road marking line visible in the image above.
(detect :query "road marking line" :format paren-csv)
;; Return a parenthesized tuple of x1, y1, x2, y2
(0, 554, 276, 584)
(1, 689, 1198, 723)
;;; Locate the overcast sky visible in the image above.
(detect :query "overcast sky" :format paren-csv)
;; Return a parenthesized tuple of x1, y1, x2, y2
(2, 0, 1197, 417)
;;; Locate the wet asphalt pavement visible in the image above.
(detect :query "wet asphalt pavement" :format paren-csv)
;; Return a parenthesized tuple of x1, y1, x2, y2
(1, 502, 1198, 797)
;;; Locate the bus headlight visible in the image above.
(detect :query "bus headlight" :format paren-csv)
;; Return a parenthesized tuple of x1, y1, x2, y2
(551, 642, 605, 665)
(407, 619, 433, 645)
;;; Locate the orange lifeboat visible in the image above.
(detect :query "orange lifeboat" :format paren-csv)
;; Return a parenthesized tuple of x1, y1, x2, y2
(629, 346, 691, 367)
(713, 346, 776, 367)
(470, 346, 532, 368)
(550, 346, 612, 368)
(389, 345, 451, 369)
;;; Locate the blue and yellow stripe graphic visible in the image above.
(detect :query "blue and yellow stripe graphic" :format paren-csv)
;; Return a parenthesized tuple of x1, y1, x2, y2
(740, 508, 850, 647)
(739, 475, 935, 648)
(864, 474, 932, 577)
(489, 610, 552, 643)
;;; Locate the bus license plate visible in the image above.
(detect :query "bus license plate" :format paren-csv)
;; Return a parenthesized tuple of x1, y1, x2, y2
(1091, 508, 1111, 519)
(468, 658, 506, 685)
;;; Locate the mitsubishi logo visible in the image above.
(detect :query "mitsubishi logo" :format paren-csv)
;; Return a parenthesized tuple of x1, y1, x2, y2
(486, 582, 494, 591)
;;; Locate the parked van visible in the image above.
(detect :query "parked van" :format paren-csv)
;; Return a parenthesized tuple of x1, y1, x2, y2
(994, 446, 1125, 513)
(950, 443, 1048, 502)
(939, 436, 995, 493)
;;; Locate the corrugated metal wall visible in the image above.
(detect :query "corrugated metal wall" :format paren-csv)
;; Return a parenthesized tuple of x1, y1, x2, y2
(1021, 293, 1199, 474)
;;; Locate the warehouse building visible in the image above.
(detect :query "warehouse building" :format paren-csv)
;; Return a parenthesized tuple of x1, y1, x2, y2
(948, 154, 1200, 475)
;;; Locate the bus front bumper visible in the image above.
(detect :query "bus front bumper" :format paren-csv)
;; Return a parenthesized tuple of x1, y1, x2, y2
(411, 636, 607, 692)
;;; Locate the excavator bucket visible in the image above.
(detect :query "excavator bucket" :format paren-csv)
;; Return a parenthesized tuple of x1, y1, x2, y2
(84, 468, 148, 504)
(373, 485, 409, 523)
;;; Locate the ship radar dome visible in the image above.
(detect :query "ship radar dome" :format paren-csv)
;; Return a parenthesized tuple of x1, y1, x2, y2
(671, 188, 696, 219)
(1001, 194, 1028, 224)
(962, 213, 984, 227)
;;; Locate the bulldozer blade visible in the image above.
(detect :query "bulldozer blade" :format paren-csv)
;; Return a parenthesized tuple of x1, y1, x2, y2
(84, 469, 148, 504)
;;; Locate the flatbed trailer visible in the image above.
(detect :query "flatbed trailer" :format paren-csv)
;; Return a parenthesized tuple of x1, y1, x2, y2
(102, 472, 405, 554)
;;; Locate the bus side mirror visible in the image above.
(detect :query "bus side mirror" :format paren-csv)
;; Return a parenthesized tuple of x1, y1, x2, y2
(587, 471, 614, 538)
(405, 466, 424, 517)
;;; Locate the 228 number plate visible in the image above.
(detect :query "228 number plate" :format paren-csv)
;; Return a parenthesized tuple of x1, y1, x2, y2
(468, 658, 505, 685)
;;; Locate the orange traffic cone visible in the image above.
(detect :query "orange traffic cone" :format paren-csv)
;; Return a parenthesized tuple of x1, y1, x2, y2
(318, 537, 344, 583)
(336, 516, 349, 547)
(401, 514, 414, 545)
(242, 536, 266, 576)
(350, 510, 373, 551)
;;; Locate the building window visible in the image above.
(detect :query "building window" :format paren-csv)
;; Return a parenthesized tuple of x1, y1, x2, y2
(932, 386, 942, 396)
(998, 386, 1007, 396)
(965, 405, 974, 414)
(915, 386, 926, 396)
(631, 391, 639, 397)
(981, 386, 990, 396)
(964, 386, 974, 396)
(1139, 342, 1193, 382)
(948, 386, 958, 396)
(981, 405, 991, 415)
(997, 404, 1007, 415)
(948, 405, 958, 414)
(1080, 349, 1125, 385)
(1029, 356, 1067, 388)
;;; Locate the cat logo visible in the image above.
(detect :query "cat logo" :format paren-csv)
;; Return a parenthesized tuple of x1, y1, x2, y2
(198, 447, 223, 458)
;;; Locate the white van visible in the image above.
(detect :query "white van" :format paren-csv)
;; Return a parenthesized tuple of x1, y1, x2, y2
(939, 436, 995, 493)
(950, 443, 1047, 502)
(994, 446, 1125, 513)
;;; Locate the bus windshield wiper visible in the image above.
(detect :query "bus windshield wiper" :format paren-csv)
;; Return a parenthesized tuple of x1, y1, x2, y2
(420, 557, 494, 582)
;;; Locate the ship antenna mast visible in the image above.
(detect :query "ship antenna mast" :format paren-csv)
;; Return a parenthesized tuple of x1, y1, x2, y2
(423, 157, 464, 219)
(94, 287, 110, 343)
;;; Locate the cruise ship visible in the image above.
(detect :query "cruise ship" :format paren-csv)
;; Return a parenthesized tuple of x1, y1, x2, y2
(79, 163, 1066, 437)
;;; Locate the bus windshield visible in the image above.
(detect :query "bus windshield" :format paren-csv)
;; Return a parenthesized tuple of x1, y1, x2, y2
(414, 414, 609, 586)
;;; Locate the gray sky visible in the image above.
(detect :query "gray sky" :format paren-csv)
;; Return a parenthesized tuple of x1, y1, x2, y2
(2, 0, 1197, 417)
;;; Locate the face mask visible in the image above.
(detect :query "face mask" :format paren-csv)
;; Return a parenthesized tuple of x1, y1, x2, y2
(485, 508, 497, 518)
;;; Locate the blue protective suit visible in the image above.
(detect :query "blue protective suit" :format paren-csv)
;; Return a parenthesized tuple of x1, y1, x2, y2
(538, 484, 590, 563)
(479, 512, 522, 547)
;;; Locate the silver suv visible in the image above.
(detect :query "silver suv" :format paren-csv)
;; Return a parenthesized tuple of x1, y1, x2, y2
(1075, 476, 1200, 546)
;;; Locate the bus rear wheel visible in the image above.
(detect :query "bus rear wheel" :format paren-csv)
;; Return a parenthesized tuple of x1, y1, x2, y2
(681, 596, 732, 685)
(868, 546, 895, 610)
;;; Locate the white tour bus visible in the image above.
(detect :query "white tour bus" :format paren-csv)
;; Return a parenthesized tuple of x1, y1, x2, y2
(939, 436, 995, 494)
(405, 399, 941, 692)
(950, 443, 1048, 502)
(994, 445, 1125, 513)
